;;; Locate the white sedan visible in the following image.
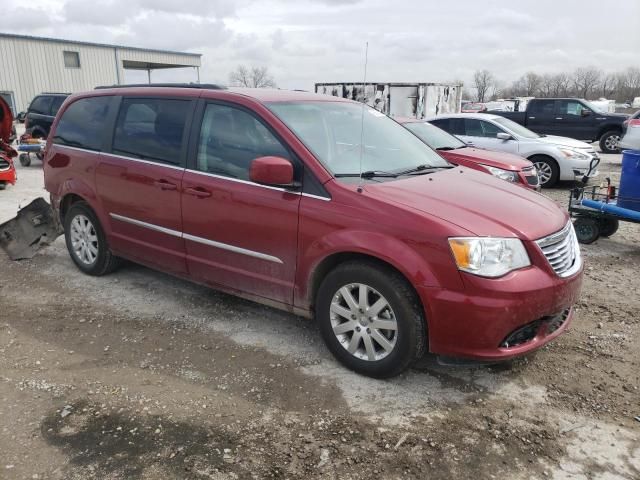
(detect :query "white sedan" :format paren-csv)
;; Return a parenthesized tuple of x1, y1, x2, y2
(428, 113, 599, 187)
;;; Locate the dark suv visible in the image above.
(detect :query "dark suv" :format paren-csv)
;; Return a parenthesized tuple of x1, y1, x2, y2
(24, 93, 69, 139)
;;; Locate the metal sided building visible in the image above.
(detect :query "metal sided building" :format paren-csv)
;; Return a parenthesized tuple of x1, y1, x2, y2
(0, 33, 202, 114)
(315, 82, 463, 119)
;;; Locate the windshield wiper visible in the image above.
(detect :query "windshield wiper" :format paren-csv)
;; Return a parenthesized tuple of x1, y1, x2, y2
(435, 146, 456, 151)
(335, 170, 398, 178)
(395, 164, 453, 175)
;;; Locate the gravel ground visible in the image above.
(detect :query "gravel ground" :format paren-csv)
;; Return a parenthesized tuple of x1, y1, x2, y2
(1, 132, 638, 479)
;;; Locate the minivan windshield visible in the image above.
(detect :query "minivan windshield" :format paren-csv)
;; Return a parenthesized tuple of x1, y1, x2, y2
(268, 102, 450, 177)
(492, 117, 541, 139)
(403, 121, 466, 150)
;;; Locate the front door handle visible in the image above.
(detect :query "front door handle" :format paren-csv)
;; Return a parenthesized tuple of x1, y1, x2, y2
(555, 117, 563, 120)
(154, 180, 178, 191)
(184, 187, 212, 198)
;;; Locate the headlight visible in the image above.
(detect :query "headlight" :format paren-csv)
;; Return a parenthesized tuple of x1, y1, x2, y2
(448, 237, 531, 278)
(559, 148, 589, 160)
(482, 165, 519, 182)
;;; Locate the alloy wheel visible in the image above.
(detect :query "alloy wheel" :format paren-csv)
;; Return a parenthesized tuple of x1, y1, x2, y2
(330, 283, 398, 361)
(70, 214, 99, 265)
(605, 135, 619, 151)
(534, 161, 553, 185)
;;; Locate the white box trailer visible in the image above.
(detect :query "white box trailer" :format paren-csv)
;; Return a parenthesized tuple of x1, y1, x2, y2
(314, 82, 462, 119)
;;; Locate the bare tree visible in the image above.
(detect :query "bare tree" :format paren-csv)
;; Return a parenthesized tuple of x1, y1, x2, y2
(572, 67, 602, 99)
(473, 70, 494, 102)
(600, 73, 617, 98)
(550, 73, 571, 97)
(229, 65, 276, 88)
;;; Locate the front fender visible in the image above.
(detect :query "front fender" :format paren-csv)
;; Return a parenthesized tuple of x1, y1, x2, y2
(296, 228, 458, 309)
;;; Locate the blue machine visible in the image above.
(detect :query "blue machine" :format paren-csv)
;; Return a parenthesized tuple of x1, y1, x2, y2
(568, 152, 640, 244)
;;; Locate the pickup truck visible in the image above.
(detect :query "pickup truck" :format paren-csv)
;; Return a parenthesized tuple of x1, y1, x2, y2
(488, 98, 629, 154)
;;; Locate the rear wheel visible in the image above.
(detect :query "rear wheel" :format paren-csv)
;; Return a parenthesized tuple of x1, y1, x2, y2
(0, 182, 6, 190)
(599, 130, 621, 154)
(530, 156, 559, 187)
(573, 217, 600, 244)
(64, 202, 121, 276)
(19, 154, 31, 167)
(316, 261, 426, 378)
(598, 218, 619, 237)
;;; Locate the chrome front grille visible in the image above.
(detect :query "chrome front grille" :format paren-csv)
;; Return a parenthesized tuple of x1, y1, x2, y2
(536, 222, 581, 277)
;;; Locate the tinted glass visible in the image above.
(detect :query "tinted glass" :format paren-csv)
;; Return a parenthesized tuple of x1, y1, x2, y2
(429, 118, 450, 131)
(50, 96, 66, 115)
(52, 96, 111, 151)
(478, 120, 504, 137)
(528, 100, 555, 115)
(462, 119, 486, 136)
(29, 96, 52, 115)
(197, 103, 290, 180)
(268, 102, 449, 176)
(404, 122, 465, 149)
(113, 98, 190, 164)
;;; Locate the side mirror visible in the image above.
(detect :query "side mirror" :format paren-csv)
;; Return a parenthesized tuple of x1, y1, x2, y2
(496, 132, 512, 140)
(249, 156, 297, 189)
(581, 109, 591, 117)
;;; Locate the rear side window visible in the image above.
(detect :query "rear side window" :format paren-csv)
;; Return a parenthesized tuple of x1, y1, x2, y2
(112, 98, 190, 165)
(52, 96, 111, 151)
(197, 103, 290, 180)
(429, 118, 450, 131)
(528, 100, 555, 115)
(50, 96, 66, 115)
(29, 96, 52, 115)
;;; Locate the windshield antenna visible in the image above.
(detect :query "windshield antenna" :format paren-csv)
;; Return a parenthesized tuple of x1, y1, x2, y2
(357, 42, 369, 193)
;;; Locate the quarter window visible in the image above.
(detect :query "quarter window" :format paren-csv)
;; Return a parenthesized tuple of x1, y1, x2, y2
(52, 96, 111, 151)
(29, 96, 52, 115)
(63, 51, 80, 68)
(112, 98, 190, 165)
(197, 103, 290, 181)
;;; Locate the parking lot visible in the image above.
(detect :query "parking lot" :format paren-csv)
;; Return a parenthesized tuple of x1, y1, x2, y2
(0, 147, 638, 479)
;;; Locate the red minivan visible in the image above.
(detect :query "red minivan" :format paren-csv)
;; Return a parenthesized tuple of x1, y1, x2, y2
(44, 85, 583, 378)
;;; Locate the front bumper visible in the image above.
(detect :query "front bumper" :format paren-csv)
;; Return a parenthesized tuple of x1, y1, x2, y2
(417, 264, 583, 360)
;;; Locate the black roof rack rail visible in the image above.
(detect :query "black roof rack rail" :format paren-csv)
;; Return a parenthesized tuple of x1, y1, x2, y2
(95, 83, 226, 90)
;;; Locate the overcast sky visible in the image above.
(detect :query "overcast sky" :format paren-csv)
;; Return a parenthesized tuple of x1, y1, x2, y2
(4, 0, 640, 89)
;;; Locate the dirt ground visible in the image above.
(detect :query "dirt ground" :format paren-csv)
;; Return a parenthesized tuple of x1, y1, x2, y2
(1, 140, 638, 480)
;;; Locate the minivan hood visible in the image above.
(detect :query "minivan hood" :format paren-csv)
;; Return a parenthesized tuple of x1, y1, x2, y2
(441, 147, 532, 171)
(366, 168, 567, 239)
(537, 135, 594, 150)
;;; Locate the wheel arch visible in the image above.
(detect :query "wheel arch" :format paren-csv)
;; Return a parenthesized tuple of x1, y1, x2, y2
(305, 250, 432, 331)
(596, 124, 622, 140)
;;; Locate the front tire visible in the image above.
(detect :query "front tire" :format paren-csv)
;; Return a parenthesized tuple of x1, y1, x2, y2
(599, 217, 619, 237)
(599, 131, 621, 154)
(64, 202, 121, 276)
(530, 155, 559, 188)
(316, 261, 426, 378)
(19, 154, 31, 167)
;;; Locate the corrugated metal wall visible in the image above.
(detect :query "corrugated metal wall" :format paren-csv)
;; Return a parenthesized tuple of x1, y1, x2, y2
(0, 36, 200, 113)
